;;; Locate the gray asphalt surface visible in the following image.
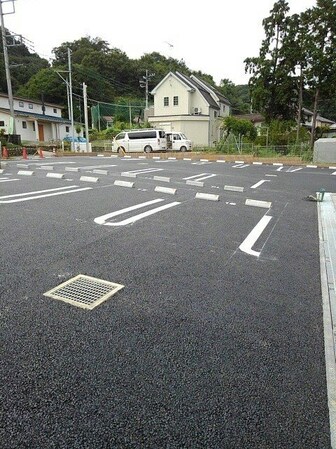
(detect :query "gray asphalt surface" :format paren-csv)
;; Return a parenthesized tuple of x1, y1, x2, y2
(1, 155, 335, 448)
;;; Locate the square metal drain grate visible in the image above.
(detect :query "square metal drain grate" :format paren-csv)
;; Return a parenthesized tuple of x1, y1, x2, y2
(44, 274, 124, 310)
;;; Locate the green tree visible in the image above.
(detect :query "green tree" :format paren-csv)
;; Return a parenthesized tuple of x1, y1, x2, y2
(0, 27, 49, 93)
(245, 0, 298, 122)
(221, 116, 257, 152)
(219, 79, 250, 114)
(300, 0, 336, 148)
(52, 36, 111, 65)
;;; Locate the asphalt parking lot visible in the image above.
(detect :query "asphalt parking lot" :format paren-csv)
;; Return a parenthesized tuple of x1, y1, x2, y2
(1, 155, 336, 448)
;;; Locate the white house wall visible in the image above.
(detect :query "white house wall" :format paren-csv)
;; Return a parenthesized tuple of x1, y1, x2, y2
(0, 110, 72, 143)
(154, 74, 209, 116)
(0, 95, 62, 117)
(149, 115, 210, 147)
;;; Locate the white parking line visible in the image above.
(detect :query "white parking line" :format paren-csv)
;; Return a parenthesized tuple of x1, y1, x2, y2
(250, 180, 270, 189)
(194, 174, 217, 182)
(94, 198, 180, 226)
(0, 178, 20, 183)
(183, 173, 208, 180)
(125, 168, 164, 174)
(0, 185, 92, 203)
(287, 167, 303, 172)
(239, 215, 273, 257)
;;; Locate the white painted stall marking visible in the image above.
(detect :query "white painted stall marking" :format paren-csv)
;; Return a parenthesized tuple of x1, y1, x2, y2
(94, 199, 180, 227)
(0, 186, 92, 203)
(0, 178, 19, 183)
(193, 174, 216, 181)
(287, 167, 303, 172)
(239, 215, 273, 257)
(183, 173, 207, 180)
(250, 180, 270, 189)
(125, 168, 164, 175)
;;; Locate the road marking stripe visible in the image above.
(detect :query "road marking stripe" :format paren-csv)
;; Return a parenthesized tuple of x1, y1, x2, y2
(194, 174, 216, 181)
(0, 185, 79, 199)
(0, 187, 92, 203)
(183, 173, 208, 180)
(287, 167, 303, 172)
(126, 168, 163, 174)
(251, 180, 270, 189)
(0, 178, 20, 183)
(94, 199, 180, 226)
(239, 215, 273, 257)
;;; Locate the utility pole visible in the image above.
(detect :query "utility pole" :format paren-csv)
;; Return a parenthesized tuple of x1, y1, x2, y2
(139, 70, 155, 110)
(83, 82, 89, 153)
(0, 0, 16, 137)
(68, 48, 75, 151)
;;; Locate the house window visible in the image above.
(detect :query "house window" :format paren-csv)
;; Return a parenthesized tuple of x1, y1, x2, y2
(214, 111, 217, 118)
(173, 96, 178, 106)
(0, 120, 4, 126)
(66, 126, 70, 132)
(22, 121, 27, 129)
(32, 122, 35, 131)
(19, 101, 24, 107)
(164, 97, 169, 107)
(53, 108, 57, 113)
(28, 103, 33, 109)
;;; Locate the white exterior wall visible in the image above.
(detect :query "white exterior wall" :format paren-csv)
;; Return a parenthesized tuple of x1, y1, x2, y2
(149, 115, 210, 147)
(0, 109, 72, 142)
(0, 95, 62, 117)
(0, 94, 74, 142)
(150, 72, 230, 147)
(154, 74, 191, 116)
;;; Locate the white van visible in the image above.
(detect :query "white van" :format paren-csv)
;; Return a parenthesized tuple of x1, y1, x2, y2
(112, 129, 166, 153)
(166, 132, 192, 152)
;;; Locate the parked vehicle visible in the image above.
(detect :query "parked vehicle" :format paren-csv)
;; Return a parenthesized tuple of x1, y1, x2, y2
(112, 129, 166, 153)
(166, 132, 192, 152)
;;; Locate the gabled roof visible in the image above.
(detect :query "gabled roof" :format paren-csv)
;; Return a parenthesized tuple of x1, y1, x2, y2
(150, 72, 195, 94)
(0, 92, 63, 109)
(175, 72, 220, 110)
(302, 107, 335, 125)
(190, 75, 231, 106)
(151, 71, 231, 111)
(234, 113, 264, 123)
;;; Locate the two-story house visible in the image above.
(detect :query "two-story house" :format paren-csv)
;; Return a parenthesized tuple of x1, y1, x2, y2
(148, 72, 231, 147)
(0, 93, 74, 143)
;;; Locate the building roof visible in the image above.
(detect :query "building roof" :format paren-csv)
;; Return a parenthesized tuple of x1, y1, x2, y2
(175, 72, 220, 110)
(234, 113, 265, 123)
(302, 107, 335, 125)
(190, 75, 231, 106)
(0, 107, 71, 124)
(0, 92, 63, 109)
(151, 71, 231, 111)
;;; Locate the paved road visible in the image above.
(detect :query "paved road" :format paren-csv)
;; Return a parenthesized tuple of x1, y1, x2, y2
(1, 155, 336, 448)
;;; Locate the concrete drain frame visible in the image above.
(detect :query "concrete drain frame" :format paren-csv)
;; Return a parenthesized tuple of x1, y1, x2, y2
(44, 274, 124, 310)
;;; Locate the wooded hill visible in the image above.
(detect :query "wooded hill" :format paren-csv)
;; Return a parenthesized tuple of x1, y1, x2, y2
(0, 32, 250, 123)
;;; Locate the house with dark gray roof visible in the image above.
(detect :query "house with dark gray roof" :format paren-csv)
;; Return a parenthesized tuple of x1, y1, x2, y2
(148, 72, 231, 147)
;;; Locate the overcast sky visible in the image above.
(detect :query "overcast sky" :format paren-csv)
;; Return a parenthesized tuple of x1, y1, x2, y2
(3, 0, 316, 85)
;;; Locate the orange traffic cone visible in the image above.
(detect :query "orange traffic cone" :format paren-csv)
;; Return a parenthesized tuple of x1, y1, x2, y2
(22, 147, 28, 159)
(39, 148, 44, 158)
(2, 147, 8, 159)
